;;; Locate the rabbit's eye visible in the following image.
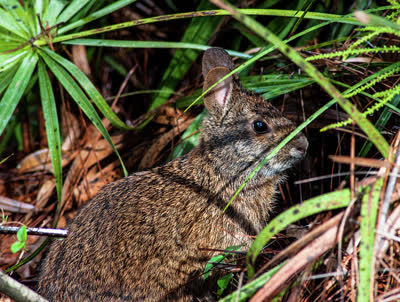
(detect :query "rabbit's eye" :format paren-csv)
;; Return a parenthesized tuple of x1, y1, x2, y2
(252, 120, 271, 134)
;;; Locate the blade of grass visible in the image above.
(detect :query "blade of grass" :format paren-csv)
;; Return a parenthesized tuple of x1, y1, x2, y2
(358, 178, 383, 302)
(38, 59, 62, 207)
(210, 0, 389, 159)
(246, 189, 351, 277)
(62, 39, 252, 59)
(39, 48, 128, 176)
(41, 47, 132, 130)
(289, 0, 316, 36)
(43, 8, 366, 46)
(0, 51, 37, 137)
(58, 0, 138, 34)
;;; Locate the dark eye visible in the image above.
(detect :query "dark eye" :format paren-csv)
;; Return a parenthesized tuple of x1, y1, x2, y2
(252, 120, 271, 134)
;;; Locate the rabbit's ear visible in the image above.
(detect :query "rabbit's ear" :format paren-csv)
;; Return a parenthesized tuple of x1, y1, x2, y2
(203, 66, 233, 117)
(202, 48, 234, 78)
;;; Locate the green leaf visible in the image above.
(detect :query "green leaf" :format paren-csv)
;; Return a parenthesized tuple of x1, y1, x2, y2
(11, 225, 27, 253)
(219, 262, 284, 302)
(38, 59, 63, 204)
(41, 47, 131, 130)
(0, 49, 29, 72)
(48, 8, 367, 46)
(25, 0, 40, 35)
(358, 178, 383, 302)
(62, 39, 252, 59)
(56, 0, 92, 24)
(0, 64, 17, 95)
(217, 273, 232, 297)
(0, 7, 29, 39)
(0, 1, 32, 37)
(0, 51, 38, 137)
(204, 245, 242, 280)
(11, 241, 25, 253)
(16, 225, 27, 242)
(204, 254, 224, 280)
(247, 189, 351, 277)
(38, 48, 128, 176)
(58, 0, 138, 34)
(42, 0, 68, 27)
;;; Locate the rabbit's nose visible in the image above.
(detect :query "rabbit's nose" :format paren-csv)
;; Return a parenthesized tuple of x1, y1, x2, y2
(296, 135, 308, 155)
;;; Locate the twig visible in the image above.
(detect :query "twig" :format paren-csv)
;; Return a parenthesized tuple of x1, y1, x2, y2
(0, 270, 48, 302)
(0, 226, 68, 238)
(249, 223, 341, 301)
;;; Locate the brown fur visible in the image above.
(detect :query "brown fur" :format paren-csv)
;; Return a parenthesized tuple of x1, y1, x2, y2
(38, 48, 308, 301)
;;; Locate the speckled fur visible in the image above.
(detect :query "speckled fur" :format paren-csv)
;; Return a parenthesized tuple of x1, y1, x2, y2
(38, 48, 308, 301)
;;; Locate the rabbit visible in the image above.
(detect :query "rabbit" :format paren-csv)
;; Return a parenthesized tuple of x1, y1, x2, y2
(37, 47, 308, 301)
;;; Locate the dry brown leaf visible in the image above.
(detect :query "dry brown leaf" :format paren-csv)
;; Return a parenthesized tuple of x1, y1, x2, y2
(36, 179, 56, 210)
(73, 160, 121, 204)
(61, 134, 125, 205)
(330, 155, 392, 169)
(61, 107, 81, 152)
(250, 224, 340, 302)
(138, 117, 194, 170)
(17, 148, 76, 174)
(0, 196, 34, 214)
(72, 45, 91, 76)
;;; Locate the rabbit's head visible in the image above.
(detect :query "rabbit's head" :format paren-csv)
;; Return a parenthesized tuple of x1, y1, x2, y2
(200, 48, 308, 181)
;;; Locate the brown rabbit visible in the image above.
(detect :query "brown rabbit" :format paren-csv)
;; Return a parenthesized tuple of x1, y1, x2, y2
(38, 48, 308, 301)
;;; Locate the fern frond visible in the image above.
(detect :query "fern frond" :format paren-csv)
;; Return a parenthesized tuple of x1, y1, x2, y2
(321, 85, 399, 132)
(373, 84, 400, 99)
(343, 31, 381, 60)
(345, 65, 400, 99)
(306, 45, 400, 62)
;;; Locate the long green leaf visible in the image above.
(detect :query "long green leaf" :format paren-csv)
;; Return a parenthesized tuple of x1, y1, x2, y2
(0, 64, 17, 95)
(40, 47, 131, 130)
(44, 8, 369, 46)
(58, 0, 138, 34)
(0, 0, 32, 37)
(358, 178, 383, 302)
(56, 0, 92, 24)
(38, 59, 63, 206)
(0, 7, 29, 39)
(38, 48, 128, 176)
(212, 0, 389, 158)
(62, 39, 252, 59)
(25, 0, 40, 36)
(0, 49, 28, 72)
(246, 189, 351, 277)
(0, 51, 37, 137)
(42, 0, 68, 27)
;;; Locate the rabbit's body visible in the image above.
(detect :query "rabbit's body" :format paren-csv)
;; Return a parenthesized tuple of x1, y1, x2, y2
(38, 48, 308, 301)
